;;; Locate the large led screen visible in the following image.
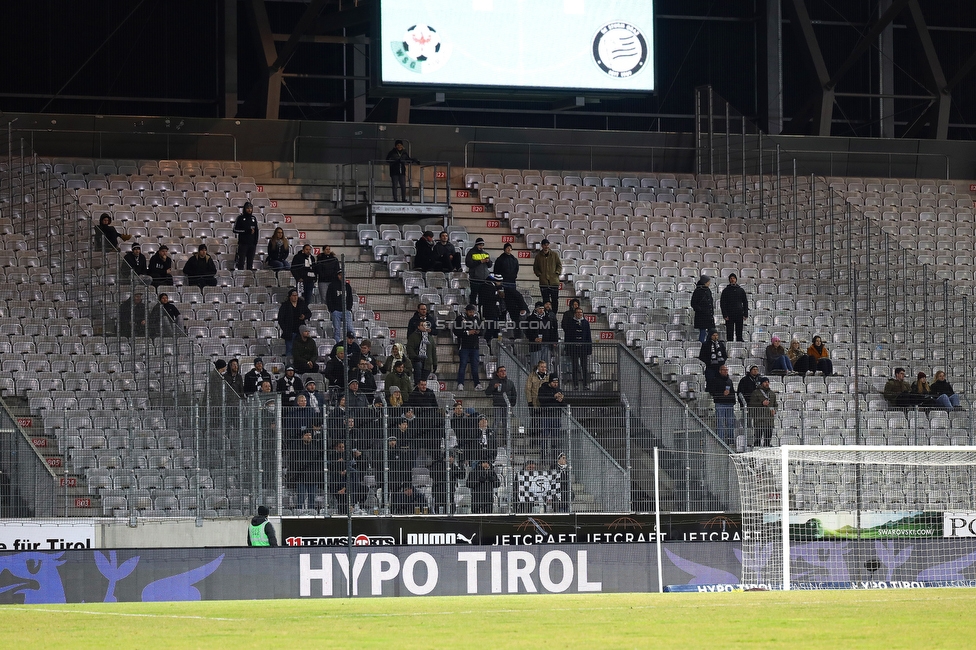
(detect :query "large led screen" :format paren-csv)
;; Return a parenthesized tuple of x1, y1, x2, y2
(379, 0, 655, 92)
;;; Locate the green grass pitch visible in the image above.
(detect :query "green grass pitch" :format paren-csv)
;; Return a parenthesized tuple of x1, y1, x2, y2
(3, 590, 976, 648)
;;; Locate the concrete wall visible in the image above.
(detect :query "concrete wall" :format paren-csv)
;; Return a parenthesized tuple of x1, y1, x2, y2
(96, 517, 274, 548)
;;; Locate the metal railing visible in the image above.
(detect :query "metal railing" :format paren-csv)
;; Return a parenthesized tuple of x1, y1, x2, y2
(335, 160, 452, 210)
(0, 403, 58, 517)
(8, 127, 237, 162)
(695, 85, 951, 180)
(291, 136, 413, 174)
(464, 140, 696, 174)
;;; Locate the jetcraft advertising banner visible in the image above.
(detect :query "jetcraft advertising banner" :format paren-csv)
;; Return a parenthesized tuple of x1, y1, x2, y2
(6, 540, 976, 603)
(280, 513, 747, 547)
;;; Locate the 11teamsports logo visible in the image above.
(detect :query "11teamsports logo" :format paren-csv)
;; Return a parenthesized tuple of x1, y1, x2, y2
(391, 24, 453, 74)
(592, 22, 648, 79)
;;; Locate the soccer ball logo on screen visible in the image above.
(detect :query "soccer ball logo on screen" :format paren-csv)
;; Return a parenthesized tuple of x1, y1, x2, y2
(593, 22, 648, 78)
(392, 24, 452, 74)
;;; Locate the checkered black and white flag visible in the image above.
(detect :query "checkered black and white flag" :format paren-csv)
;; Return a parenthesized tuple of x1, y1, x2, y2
(516, 470, 560, 503)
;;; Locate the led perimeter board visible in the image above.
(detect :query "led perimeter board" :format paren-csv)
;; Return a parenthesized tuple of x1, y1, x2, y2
(378, 0, 655, 93)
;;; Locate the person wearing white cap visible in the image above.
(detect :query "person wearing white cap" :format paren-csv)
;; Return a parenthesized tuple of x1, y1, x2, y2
(533, 238, 562, 312)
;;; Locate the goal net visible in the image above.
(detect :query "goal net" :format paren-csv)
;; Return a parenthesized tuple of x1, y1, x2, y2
(730, 446, 976, 590)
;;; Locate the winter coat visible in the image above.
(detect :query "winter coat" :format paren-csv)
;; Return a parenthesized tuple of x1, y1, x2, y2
(720, 283, 749, 319)
(533, 249, 562, 286)
(691, 286, 715, 329)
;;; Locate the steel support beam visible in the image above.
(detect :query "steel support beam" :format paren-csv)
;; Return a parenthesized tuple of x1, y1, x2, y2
(248, 0, 282, 119)
(902, 0, 950, 139)
(762, 0, 783, 134)
(224, 0, 238, 118)
(879, 0, 895, 137)
(782, 0, 833, 135)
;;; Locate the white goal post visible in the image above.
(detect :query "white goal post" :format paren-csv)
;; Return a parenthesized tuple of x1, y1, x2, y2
(731, 445, 976, 590)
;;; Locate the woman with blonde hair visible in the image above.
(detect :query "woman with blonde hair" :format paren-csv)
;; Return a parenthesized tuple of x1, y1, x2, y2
(267, 227, 291, 270)
(787, 339, 810, 375)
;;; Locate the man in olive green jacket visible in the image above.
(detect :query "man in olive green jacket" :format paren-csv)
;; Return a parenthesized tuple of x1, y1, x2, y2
(533, 239, 563, 312)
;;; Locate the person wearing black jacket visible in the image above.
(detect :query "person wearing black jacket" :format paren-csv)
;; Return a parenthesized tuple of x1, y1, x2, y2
(391, 484, 427, 514)
(314, 245, 340, 301)
(434, 231, 462, 272)
(494, 242, 520, 287)
(698, 328, 727, 383)
(291, 243, 317, 304)
(243, 358, 272, 395)
(537, 375, 566, 463)
(277, 366, 302, 407)
(719, 273, 749, 342)
(469, 459, 499, 514)
(148, 293, 182, 339)
(386, 140, 419, 202)
(691, 275, 715, 344)
(706, 365, 737, 446)
(147, 245, 174, 287)
(327, 271, 355, 344)
(737, 365, 762, 409)
(119, 293, 147, 338)
(183, 244, 218, 288)
(407, 303, 438, 337)
(454, 304, 483, 391)
(485, 366, 517, 440)
(267, 227, 291, 271)
(122, 243, 150, 278)
(277, 290, 312, 358)
(450, 403, 477, 460)
(430, 450, 462, 515)
(289, 430, 325, 510)
(407, 379, 444, 452)
(95, 213, 131, 250)
(233, 202, 259, 270)
(414, 231, 437, 272)
(500, 284, 529, 340)
(562, 306, 593, 390)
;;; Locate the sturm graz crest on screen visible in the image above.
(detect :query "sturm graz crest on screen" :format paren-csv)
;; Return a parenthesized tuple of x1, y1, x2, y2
(592, 22, 648, 79)
(391, 24, 452, 74)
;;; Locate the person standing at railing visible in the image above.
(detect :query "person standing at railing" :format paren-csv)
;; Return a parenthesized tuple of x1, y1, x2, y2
(748, 376, 777, 448)
(563, 306, 592, 390)
(95, 213, 132, 251)
(485, 366, 517, 441)
(233, 201, 260, 271)
(386, 139, 419, 202)
(707, 365, 737, 446)
(533, 239, 562, 312)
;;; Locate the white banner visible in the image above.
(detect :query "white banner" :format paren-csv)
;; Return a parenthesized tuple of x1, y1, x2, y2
(944, 512, 976, 538)
(0, 523, 96, 551)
